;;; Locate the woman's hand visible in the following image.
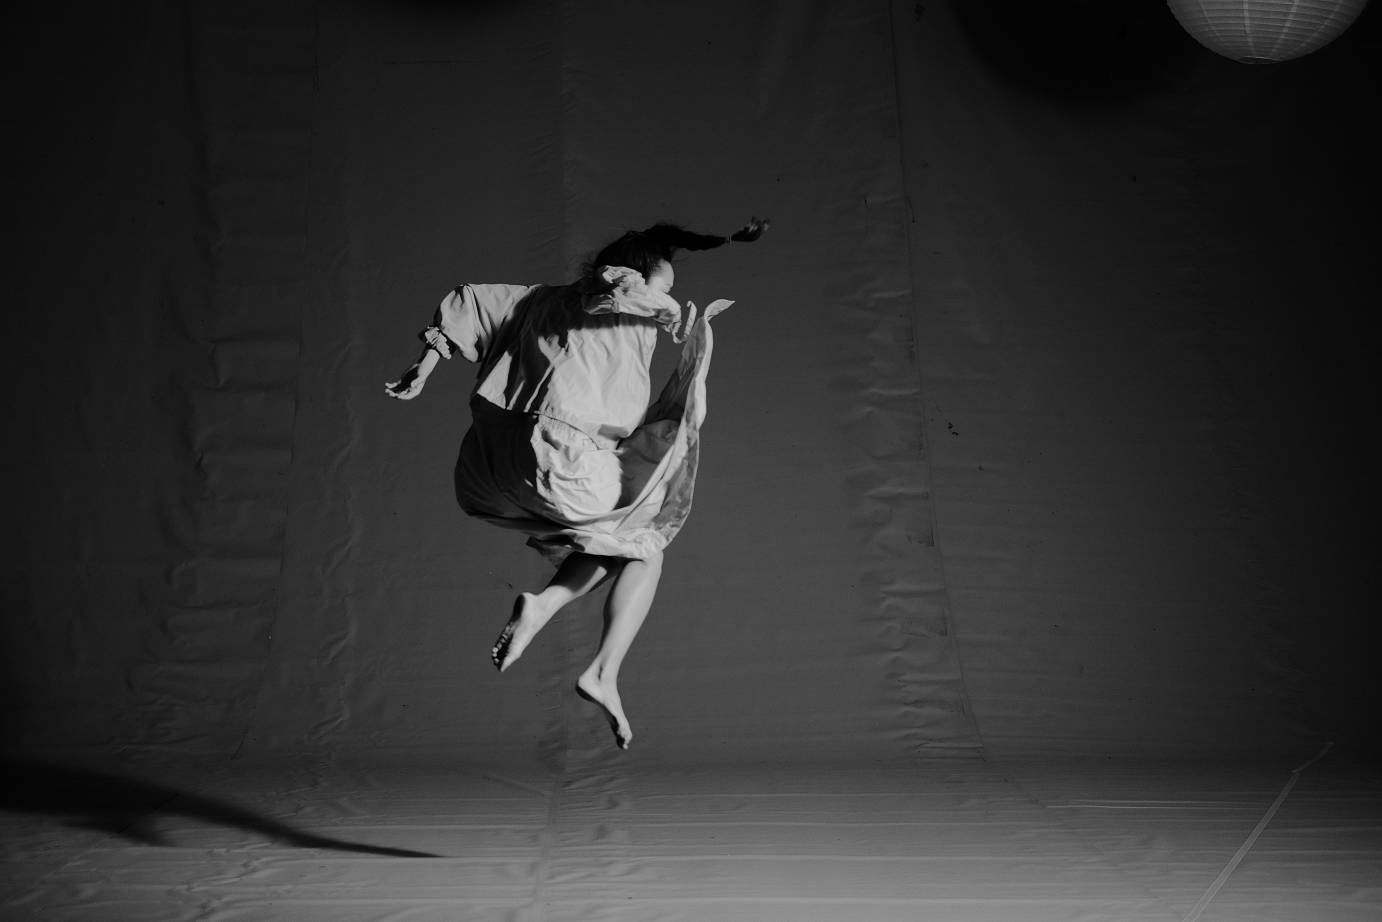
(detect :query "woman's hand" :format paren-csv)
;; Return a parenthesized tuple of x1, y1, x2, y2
(385, 364, 428, 400)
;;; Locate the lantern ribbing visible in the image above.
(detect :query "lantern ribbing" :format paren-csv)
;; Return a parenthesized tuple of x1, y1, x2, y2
(1168, 0, 1369, 62)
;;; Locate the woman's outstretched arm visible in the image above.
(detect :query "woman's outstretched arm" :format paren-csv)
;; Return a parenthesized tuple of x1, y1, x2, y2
(386, 282, 536, 400)
(384, 346, 441, 400)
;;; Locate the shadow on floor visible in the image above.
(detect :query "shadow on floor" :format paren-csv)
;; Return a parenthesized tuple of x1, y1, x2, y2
(0, 759, 439, 858)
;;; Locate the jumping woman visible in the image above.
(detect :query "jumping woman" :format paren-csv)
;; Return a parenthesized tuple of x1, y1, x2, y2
(385, 219, 766, 749)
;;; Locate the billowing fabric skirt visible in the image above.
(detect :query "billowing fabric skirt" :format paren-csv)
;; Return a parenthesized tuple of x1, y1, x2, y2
(455, 308, 718, 563)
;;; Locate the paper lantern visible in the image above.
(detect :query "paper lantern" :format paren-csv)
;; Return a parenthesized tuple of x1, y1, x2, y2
(1167, 0, 1370, 62)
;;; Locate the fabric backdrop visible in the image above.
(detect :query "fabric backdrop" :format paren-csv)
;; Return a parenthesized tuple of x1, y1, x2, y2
(2, 0, 1376, 766)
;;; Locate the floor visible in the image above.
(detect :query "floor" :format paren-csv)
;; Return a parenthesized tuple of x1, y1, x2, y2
(2, 751, 1378, 921)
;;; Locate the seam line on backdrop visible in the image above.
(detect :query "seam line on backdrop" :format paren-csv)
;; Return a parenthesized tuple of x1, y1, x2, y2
(527, 761, 564, 921)
(999, 765, 1184, 919)
(525, 6, 574, 917)
(885, 0, 986, 759)
(1181, 741, 1334, 922)
(232, 2, 323, 760)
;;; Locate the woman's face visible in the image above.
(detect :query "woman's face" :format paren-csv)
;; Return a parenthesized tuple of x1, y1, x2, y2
(646, 259, 674, 294)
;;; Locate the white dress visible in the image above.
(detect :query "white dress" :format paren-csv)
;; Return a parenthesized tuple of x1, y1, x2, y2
(422, 266, 731, 563)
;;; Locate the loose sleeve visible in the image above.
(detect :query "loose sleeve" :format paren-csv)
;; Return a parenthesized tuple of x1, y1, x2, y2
(420, 283, 537, 364)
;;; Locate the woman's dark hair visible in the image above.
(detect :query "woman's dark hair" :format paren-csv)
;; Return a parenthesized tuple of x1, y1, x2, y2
(582, 219, 768, 282)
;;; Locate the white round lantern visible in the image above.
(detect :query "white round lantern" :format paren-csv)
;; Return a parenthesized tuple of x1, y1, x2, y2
(1167, 0, 1370, 62)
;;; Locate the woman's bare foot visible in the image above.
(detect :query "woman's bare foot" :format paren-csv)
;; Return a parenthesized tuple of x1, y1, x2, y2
(576, 667, 632, 750)
(491, 593, 552, 673)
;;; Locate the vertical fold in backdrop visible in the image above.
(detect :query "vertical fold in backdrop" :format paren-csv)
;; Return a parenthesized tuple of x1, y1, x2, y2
(550, 0, 980, 764)
(129, 1, 316, 754)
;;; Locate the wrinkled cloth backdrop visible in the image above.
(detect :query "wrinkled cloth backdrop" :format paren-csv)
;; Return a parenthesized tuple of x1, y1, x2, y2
(2, 1, 1377, 919)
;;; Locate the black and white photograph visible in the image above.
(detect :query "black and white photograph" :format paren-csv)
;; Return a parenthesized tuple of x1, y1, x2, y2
(2, 1, 1378, 918)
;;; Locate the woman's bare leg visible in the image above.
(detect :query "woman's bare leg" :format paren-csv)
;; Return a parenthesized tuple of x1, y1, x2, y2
(576, 550, 663, 750)
(492, 552, 614, 672)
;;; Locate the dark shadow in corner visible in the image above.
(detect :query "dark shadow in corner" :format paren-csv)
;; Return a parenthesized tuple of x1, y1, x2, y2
(949, 0, 1197, 108)
(0, 759, 440, 858)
